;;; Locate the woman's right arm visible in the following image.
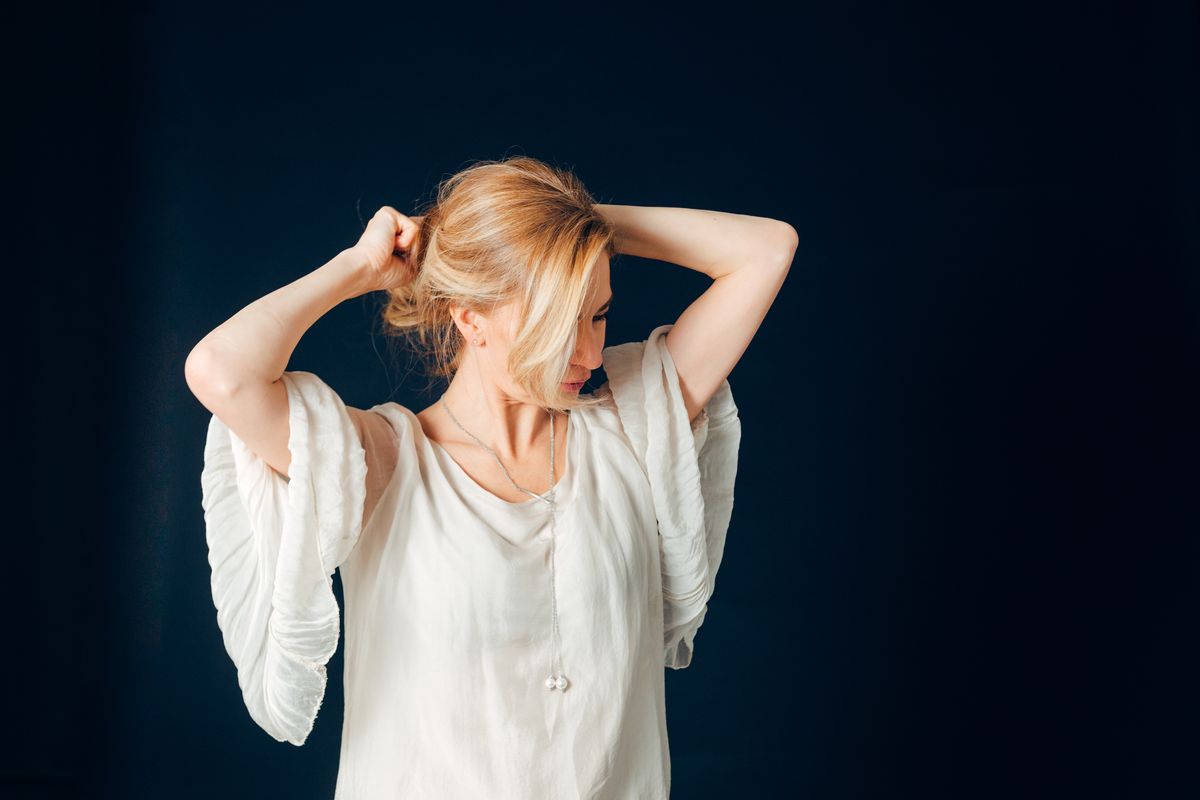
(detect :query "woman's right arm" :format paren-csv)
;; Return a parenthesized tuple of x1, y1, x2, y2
(186, 206, 422, 480)
(190, 210, 422, 745)
(184, 247, 375, 479)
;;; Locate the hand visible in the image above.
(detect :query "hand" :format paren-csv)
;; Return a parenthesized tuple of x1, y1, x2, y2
(349, 206, 425, 293)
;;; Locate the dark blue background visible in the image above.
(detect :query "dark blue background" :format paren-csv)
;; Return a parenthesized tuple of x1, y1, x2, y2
(8, 1, 1198, 798)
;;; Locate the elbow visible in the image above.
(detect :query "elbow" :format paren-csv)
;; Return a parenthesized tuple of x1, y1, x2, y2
(779, 221, 799, 249)
(772, 223, 799, 271)
(185, 345, 238, 403)
(754, 222, 797, 274)
(184, 346, 209, 396)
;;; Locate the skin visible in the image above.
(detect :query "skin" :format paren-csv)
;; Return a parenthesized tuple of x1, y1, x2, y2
(413, 254, 613, 502)
(185, 203, 797, 506)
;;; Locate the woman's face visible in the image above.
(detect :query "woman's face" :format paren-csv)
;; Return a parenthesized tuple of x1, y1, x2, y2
(462, 254, 612, 400)
(562, 255, 613, 394)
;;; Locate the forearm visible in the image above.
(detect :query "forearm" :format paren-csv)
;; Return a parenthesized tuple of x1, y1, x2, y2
(595, 204, 796, 279)
(186, 248, 370, 396)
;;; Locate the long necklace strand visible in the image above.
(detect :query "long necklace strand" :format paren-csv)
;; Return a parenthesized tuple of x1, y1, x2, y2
(438, 396, 570, 692)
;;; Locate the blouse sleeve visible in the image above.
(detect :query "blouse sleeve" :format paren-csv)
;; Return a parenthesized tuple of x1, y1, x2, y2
(199, 370, 397, 746)
(601, 323, 742, 669)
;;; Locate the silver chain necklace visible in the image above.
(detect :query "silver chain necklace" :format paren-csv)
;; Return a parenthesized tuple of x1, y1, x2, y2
(438, 394, 570, 692)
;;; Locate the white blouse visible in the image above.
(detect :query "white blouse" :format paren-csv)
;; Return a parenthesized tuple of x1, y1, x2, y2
(200, 323, 741, 799)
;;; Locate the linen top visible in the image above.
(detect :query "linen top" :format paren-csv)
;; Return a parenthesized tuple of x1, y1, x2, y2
(199, 323, 741, 799)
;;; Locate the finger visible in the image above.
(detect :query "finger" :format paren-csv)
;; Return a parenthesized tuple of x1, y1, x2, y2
(377, 206, 403, 233)
(370, 208, 394, 238)
(399, 218, 418, 248)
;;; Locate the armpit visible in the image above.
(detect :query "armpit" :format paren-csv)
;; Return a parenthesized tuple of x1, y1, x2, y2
(347, 407, 401, 530)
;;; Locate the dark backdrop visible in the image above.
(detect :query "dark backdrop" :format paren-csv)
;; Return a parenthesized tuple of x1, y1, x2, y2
(8, 1, 1198, 798)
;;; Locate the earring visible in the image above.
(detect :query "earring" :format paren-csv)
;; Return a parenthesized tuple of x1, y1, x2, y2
(472, 338, 480, 346)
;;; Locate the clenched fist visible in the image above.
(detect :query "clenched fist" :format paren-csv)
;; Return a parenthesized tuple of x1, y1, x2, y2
(349, 206, 425, 293)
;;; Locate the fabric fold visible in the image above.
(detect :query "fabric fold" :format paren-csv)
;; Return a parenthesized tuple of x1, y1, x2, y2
(602, 323, 742, 669)
(200, 370, 367, 745)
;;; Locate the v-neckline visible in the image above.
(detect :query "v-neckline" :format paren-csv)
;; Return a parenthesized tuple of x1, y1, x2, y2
(409, 406, 576, 510)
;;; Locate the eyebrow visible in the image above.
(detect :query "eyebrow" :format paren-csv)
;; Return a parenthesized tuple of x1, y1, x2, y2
(598, 293, 613, 310)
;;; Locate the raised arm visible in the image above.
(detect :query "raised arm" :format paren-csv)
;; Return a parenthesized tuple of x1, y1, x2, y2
(595, 204, 797, 424)
(185, 207, 418, 474)
(186, 207, 420, 529)
(190, 209, 421, 746)
(184, 247, 371, 477)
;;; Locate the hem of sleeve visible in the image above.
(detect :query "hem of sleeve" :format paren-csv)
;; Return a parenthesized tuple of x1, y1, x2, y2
(201, 371, 367, 745)
(604, 324, 741, 670)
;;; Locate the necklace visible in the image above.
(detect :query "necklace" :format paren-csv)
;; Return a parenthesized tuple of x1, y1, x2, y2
(438, 395, 570, 692)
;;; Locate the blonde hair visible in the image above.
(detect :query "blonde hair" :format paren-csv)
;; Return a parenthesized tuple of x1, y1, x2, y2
(379, 155, 617, 413)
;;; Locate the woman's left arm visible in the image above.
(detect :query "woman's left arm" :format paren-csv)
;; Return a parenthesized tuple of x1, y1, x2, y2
(595, 204, 797, 424)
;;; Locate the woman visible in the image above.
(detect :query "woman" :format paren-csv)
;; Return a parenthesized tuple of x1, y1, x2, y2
(187, 156, 796, 798)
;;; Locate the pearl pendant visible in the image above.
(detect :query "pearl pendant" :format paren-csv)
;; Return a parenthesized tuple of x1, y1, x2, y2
(545, 673, 570, 691)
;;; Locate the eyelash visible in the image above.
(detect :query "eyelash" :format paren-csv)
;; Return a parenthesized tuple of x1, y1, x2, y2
(593, 313, 608, 323)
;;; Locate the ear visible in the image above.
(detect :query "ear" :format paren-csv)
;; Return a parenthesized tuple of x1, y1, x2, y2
(448, 304, 478, 342)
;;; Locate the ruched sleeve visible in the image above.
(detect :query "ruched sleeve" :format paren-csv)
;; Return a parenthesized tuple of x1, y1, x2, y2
(601, 323, 742, 669)
(199, 370, 396, 746)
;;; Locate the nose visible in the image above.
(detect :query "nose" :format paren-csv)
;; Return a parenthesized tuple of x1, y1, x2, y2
(571, 320, 605, 372)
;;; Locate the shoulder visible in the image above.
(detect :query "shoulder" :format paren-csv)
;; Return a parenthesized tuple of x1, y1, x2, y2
(358, 401, 423, 460)
(573, 381, 646, 464)
(599, 338, 649, 390)
(575, 382, 621, 428)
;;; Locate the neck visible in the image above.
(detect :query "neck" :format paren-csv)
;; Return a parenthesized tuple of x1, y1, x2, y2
(440, 373, 556, 462)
